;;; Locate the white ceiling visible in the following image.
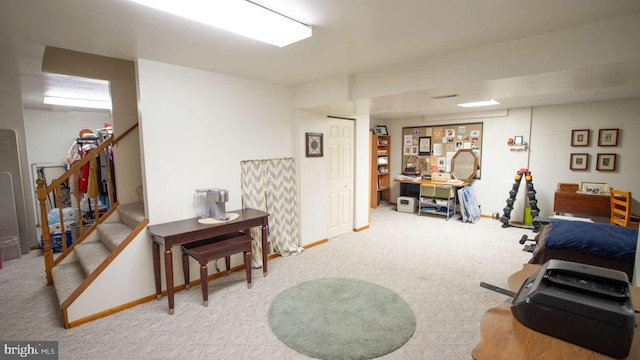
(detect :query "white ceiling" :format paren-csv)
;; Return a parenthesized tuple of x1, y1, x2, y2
(1, 0, 640, 118)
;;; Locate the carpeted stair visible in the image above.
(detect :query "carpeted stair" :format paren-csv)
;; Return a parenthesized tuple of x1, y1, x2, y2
(50, 202, 145, 307)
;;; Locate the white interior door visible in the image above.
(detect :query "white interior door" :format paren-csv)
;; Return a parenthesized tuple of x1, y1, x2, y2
(328, 118, 354, 238)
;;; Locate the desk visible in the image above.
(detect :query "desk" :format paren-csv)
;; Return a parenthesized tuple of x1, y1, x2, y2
(472, 264, 640, 359)
(147, 208, 269, 314)
(395, 179, 469, 198)
(554, 191, 610, 218)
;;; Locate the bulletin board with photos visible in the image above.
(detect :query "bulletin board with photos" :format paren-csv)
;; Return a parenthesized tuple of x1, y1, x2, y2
(402, 122, 483, 178)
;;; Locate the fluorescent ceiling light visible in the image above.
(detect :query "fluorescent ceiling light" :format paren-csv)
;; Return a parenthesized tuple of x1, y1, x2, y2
(129, 0, 312, 47)
(457, 99, 500, 108)
(44, 96, 112, 110)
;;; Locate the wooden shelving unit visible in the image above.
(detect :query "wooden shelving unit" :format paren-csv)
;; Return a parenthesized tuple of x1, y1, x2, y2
(370, 133, 391, 208)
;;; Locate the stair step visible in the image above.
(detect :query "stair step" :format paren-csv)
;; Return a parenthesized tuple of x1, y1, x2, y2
(51, 262, 86, 306)
(117, 202, 145, 229)
(97, 222, 134, 251)
(75, 241, 111, 275)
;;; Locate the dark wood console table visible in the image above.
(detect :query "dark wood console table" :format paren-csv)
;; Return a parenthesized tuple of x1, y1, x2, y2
(553, 191, 610, 219)
(147, 208, 269, 314)
(472, 264, 640, 359)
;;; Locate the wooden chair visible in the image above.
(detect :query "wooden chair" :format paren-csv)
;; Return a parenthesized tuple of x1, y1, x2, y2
(609, 188, 640, 229)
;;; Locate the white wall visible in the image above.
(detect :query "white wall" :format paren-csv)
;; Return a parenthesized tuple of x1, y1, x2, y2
(136, 59, 300, 286)
(22, 108, 112, 227)
(136, 59, 372, 260)
(353, 109, 371, 230)
(23, 109, 111, 165)
(0, 91, 37, 250)
(296, 110, 329, 244)
(136, 59, 295, 225)
(383, 108, 532, 222)
(530, 98, 640, 217)
(294, 110, 371, 244)
(134, 60, 639, 286)
(379, 98, 640, 222)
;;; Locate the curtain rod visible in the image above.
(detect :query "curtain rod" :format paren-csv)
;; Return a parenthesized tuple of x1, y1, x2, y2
(241, 157, 295, 164)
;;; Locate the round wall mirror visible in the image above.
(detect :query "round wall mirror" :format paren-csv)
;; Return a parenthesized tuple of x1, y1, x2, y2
(451, 149, 478, 182)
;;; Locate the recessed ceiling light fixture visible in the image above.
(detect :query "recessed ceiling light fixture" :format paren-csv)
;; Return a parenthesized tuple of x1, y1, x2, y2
(129, 0, 312, 47)
(44, 96, 112, 110)
(457, 99, 500, 108)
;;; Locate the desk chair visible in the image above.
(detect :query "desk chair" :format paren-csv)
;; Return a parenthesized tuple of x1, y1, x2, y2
(610, 188, 640, 229)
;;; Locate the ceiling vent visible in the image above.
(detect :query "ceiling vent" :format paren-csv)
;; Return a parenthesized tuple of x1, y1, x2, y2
(431, 94, 458, 100)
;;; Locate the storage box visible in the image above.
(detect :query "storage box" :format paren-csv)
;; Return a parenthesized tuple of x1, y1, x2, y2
(397, 196, 418, 213)
(39, 231, 72, 253)
(435, 185, 455, 198)
(432, 172, 452, 181)
(420, 184, 436, 197)
(0, 236, 20, 269)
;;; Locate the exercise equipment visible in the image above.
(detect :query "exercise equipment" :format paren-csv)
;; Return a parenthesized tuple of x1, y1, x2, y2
(500, 168, 541, 230)
(519, 234, 538, 252)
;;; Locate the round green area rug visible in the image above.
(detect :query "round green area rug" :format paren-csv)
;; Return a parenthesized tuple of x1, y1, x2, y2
(268, 278, 416, 360)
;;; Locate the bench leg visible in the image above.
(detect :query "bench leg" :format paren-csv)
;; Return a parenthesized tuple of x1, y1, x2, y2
(182, 251, 190, 290)
(225, 256, 231, 275)
(200, 264, 208, 307)
(245, 251, 252, 289)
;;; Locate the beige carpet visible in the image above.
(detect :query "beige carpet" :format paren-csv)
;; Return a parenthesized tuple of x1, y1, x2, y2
(0, 208, 534, 359)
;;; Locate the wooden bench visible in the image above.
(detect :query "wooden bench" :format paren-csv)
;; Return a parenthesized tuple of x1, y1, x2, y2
(180, 232, 252, 307)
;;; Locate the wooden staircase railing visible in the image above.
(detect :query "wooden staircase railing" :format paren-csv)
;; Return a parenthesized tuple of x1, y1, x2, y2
(36, 123, 138, 284)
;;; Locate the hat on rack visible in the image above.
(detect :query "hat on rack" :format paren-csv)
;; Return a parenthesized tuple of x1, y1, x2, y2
(79, 128, 97, 139)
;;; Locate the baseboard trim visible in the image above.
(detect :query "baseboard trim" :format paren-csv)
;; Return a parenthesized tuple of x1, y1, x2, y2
(303, 239, 328, 249)
(67, 294, 157, 328)
(354, 225, 369, 232)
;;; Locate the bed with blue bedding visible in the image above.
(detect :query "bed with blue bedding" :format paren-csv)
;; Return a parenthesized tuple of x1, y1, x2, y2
(529, 220, 638, 280)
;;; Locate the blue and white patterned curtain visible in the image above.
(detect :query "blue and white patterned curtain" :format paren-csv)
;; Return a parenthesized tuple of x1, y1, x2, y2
(240, 158, 302, 268)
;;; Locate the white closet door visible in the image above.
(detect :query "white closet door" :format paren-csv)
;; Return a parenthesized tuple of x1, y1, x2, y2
(327, 119, 354, 238)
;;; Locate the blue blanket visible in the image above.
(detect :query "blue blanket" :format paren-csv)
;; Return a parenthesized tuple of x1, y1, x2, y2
(545, 221, 638, 263)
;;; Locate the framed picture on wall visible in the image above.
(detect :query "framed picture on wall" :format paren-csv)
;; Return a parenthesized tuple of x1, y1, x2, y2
(598, 128, 618, 146)
(418, 137, 431, 155)
(569, 153, 589, 170)
(305, 132, 323, 157)
(373, 125, 388, 135)
(596, 153, 616, 171)
(571, 129, 589, 146)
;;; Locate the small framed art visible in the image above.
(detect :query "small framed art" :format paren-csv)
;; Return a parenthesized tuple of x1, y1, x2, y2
(580, 182, 609, 195)
(598, 128, 618, 146)
(596, 153, 616, 171)
(373, 125, 388, 135)
(418, 136, 431, 155)
(571, 129, 589, 146)
(569, 153, 589, 170)
(305, 132, 323, 157)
